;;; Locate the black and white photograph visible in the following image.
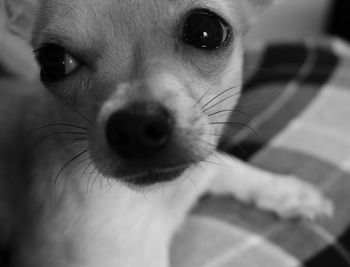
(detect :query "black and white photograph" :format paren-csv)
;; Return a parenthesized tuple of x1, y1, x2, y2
(0, 0, 349, 266)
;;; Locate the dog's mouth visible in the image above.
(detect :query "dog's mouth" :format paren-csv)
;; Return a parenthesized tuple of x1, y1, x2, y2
(94, 101, 217, 187)
(118, 164, 190, 186)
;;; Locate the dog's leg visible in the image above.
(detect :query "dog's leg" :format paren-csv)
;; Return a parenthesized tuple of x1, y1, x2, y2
(206, 152, 333, 220)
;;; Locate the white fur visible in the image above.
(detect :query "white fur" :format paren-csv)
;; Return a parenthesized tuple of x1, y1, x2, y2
(0, 0, 333, 266)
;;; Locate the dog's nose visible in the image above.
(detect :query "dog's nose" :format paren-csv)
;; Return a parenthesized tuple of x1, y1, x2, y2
(105, 103, 174, 159)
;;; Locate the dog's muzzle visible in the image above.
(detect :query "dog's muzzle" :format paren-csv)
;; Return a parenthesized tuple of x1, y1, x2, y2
(105, 102, 187, 185)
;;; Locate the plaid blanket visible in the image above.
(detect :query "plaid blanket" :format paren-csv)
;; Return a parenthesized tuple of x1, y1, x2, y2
(172, 39, 350, 267)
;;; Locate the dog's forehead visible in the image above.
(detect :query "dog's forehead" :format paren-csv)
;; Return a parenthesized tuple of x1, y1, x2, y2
(38, 0, 229, 31)
(41, 0, 186, 25)
(35, 0, 179, 45)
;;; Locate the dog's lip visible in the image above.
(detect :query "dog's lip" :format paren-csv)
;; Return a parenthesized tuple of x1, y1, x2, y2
(121, 164, 190, 186)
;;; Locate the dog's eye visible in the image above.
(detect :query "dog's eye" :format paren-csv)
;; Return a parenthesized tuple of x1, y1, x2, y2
(35, 44, 79, 82)
(182, 9, 232, 50)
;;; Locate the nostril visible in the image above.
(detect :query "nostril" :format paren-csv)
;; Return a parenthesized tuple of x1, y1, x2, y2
(111, 129, 131, 147)
(105, 111, 135, 158)
(105, 103, 174, 159)
(142, 120, 170, 147)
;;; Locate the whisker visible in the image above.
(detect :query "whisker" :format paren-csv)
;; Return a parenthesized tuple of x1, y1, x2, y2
(203, 92, 241, 113)
(52, 149, 89, 192)
(72, 154, 93, 177)
(31, 132, 88, 146)
(86, 156, 119, 191)
(82, 160, 96, 177)
(209, 121, 259, 140)
(71, 137, 89, 143)
(29, 123, 88, 135)
(217, 139, 248, 157)
(197, 152, 227, 167)
(201, 85, 241, 110)
(73, 157, 98, 194)
(55, 140, 89, 158)
(195, 129, 248, 157)
(198, 138, 217, 148)
(89, 168, 103, 193)
(207, 109, 254, 120)
(35, 131, 88, 138)
(196, 84, 215, 107)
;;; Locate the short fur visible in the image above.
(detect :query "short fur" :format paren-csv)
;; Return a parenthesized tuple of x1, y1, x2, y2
(0, 0, 332, 266)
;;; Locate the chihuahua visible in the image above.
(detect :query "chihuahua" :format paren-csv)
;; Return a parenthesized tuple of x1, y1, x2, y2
(0, 0, 333, 266)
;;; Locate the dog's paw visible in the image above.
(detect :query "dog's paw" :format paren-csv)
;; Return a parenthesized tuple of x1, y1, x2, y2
(256, 175, 334, 221)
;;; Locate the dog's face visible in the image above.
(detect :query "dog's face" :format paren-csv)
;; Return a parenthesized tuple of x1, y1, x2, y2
(32, 0, 272, 187)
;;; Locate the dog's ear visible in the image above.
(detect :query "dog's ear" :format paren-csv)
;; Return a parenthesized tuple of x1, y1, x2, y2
(2, 0, 39, 42)
(1, 0, 39, 80)
(238, 0, 275, 30)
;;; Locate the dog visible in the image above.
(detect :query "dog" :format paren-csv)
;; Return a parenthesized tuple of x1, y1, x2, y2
(0, 0, 333, 266)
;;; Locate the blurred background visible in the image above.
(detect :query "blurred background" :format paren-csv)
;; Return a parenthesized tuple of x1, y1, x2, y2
(247, 0, 350, 43)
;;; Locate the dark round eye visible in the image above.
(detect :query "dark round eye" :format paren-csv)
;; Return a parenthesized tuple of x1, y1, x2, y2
(35, 44, 79, 82)
(182, 9, 232, 50)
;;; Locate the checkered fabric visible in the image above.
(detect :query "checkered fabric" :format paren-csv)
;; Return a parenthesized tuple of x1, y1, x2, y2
(172, 39, 350, 267)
